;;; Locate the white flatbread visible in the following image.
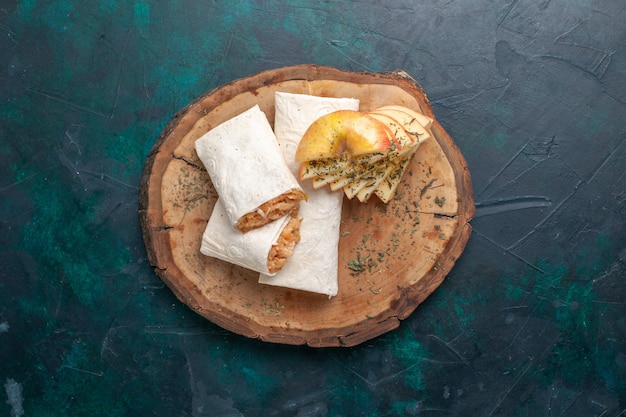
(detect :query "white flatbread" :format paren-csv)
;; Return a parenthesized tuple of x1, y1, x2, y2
(200, 198, 291, 275)
(258, 92, 360, 297)
(194, 104, 302, 228)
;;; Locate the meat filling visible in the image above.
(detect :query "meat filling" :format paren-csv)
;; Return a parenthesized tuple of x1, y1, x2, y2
(235, 188, 306, 233)
(266, 214, 302, 274)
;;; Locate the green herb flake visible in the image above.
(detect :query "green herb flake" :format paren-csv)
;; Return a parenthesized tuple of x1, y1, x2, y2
(348, 252, 372, 274)
(265, 308, 281, 316)
(348, 259, 364, 272)
(420, 178, 437, 198)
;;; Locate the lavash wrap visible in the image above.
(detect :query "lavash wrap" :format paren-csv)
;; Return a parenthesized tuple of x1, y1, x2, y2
(195, 104, 303, 275)
(200, 198, 294, 275)
(194, 104, 304, 231)
(258, 92, 360, 297)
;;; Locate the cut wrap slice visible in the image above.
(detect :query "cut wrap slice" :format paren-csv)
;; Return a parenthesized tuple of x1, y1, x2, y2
(201, 199, 302, 275)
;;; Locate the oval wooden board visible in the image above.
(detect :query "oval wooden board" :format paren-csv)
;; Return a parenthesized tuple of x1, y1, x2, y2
(139, 65, 475, 347)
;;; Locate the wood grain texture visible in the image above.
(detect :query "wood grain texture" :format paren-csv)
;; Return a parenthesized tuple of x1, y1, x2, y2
(138, 65, 475, 347)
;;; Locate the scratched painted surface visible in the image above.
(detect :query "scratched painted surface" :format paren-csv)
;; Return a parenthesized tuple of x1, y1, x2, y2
(1, 0, 625, 415)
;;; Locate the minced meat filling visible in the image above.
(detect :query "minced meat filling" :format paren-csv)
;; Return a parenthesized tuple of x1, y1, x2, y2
(235, 188, 306, 233)
(266, 215, 302, 274)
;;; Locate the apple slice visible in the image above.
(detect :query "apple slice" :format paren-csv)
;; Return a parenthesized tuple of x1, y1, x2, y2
(305, 150, 394, 186)
(367, 112, 420, 153)
(313, 167, 366, 190)
(344, 159, 397, 201)
(295, 110, 397, 162)
(356, 162, 397, 202)
(374, 150, 416, 203)
(299, 154, 351, 180)
(371, 108, 432, 145)
(329, 158, 388, 192)
(376, 105, 434, 130)
(313, 163, 367, 189)
(344, 174, 374, 199)
(299, 152, 393, 181)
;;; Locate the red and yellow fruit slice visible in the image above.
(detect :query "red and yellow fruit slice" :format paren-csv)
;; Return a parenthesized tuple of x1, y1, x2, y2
(294, 110, 397, 162)
(295, 105, 431, 203)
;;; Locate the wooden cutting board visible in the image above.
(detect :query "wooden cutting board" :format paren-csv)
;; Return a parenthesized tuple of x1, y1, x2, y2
(138, 65, 475, 347)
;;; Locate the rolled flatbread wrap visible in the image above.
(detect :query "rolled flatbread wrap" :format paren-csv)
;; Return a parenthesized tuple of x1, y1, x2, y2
(258, 92, 360, 297)
(194, 105, 306, 233)
(201, 198, 302, 275)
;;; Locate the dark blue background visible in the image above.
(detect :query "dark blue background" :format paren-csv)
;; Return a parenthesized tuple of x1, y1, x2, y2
(1, 1, 625, 415)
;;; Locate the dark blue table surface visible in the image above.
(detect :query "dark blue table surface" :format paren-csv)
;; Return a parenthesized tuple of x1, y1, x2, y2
(1, 1, 625, 416)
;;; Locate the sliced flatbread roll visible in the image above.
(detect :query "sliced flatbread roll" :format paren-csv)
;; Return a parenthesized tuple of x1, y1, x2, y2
(194, 104, 305, 233)
(201, 198, 301, 275)
(258, 92, 360, 297)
